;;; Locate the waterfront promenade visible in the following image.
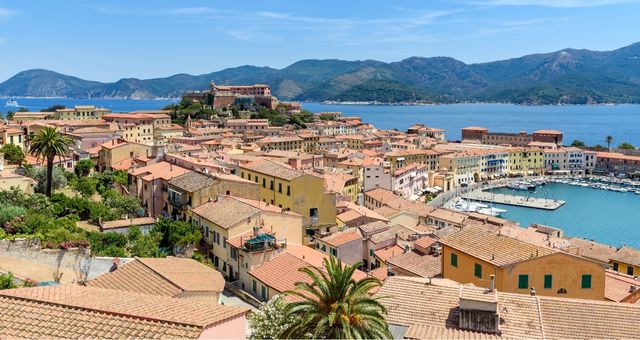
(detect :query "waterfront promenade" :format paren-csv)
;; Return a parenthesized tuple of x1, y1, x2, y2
(462, 190, 565, 210)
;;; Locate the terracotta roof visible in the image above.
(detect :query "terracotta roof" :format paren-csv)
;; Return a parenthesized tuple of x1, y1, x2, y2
(357, 221, 391, 237)
(129, 161, 191, 181)
(374, 245, 405, 262)
(605, 269, 640, 302)
(241, 159, 302, 180)
(439, 226, 556, 267)
(428, 208, 468, 225)
(365, 188, 434, 216)
(0, 285, 247, 339)
(404, 324, 502, 339)
(191, 196, 261, 229)
(88, 257, 225, 295)
(369, 224, 417, 244)
(387, 251, 442, 278)
(414, 235, 438, 250)
(566, 237, 617, 263)
(320, 228, 363, 247)
(610, 246, 640, 267)
(100, 217, 156, 230)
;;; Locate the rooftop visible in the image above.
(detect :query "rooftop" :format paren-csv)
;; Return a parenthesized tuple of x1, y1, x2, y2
(386, 251, 442, 278)
(319, 228, 363, 247)
(191, 196, 261, 229)
(610, 246, 640, 267)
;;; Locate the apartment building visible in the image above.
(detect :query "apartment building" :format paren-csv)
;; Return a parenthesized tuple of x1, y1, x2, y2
(54, 105, 111, 120)
(103, 112, 172, 146)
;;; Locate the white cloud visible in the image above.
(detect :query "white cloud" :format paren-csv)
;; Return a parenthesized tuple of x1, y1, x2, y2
(161, 7, 220, 15)
(469, 0, 638, 8)
(0, 7, 17, 18)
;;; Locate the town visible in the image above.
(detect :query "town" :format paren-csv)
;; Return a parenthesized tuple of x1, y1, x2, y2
(1, 81, 640, 339)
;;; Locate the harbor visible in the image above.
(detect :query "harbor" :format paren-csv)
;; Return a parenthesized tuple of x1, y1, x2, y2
(461, 190, 565, 210)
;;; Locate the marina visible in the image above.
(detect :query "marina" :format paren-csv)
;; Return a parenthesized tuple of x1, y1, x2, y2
(461, 189, 565, 210)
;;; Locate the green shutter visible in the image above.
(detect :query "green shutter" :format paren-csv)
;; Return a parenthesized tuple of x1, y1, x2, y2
(451, 253, 458, 267)
(370, 249, 374, 257)
(474, 263, 482, 278)
(518, 274, 529, 289)
(544, 274, 552, 289)
(581, 274, 592, 289)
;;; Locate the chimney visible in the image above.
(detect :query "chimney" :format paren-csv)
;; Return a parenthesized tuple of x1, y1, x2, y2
(530, 287, 536, 296)
(630, 285, 637, 293)
(490, 275, 496, 292)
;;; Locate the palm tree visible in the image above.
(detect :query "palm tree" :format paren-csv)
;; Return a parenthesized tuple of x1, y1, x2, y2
(606, 135, 614, 151)
(280, 257, 392, 339)
(29, 126, 74, 197)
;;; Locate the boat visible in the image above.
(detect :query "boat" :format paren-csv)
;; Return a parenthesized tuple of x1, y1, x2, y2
(5, 99, 19, 107)
(477, 207, 507, 217)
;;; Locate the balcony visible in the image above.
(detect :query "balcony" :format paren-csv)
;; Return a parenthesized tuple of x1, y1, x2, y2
(241, 232, 278, 252)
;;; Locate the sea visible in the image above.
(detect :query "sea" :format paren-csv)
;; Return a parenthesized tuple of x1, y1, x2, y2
(3, 98, 639, 247)
(489, 183, 640, 248)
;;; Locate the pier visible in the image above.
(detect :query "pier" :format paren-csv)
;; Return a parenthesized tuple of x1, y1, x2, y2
(462, 190, 565, 210)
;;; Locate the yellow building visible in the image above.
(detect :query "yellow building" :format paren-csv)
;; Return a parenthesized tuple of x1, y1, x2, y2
(102, 112, 172, 146)
(54, 105, 110, 120)
(256, 136, 303, 151)
(189, 195, 304, 279)
(440, 226, 606, 300)
(0, 127, 26, 150)
(97, 140, 154, 171)
(324, 173, 359, 203)
(239, 159, 336, 232)
(385, 149, 439, 172)
(610, 246, 640, 277)
(508, 147, 545, 175)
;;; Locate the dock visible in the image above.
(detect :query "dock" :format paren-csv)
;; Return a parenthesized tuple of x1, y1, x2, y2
(462, 190, 565, 210)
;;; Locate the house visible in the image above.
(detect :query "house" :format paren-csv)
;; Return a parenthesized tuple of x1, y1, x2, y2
(439, 226, 606, 300)
(190, 195, 304, 278)
(604, 269, 640, 303)
(377, 276, 640, 339)
(610, 246, 640, 277)
(0, 285, 248, 339)
(128, 161, 191, 217)
(167, 170, 259, 221)
(426, 208, 468, 229)
(363, 188, 434, 223)
(87, 257, 226, 303)
(335, 201, 389, 228)
(239, 159, 337, 231)
(98, 217, 156, 234)
(316, 228, 364, 265)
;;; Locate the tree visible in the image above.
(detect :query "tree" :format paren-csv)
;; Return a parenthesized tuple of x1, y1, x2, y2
(606, 135, 614, 151)
(280, 257, 392, 339)
(74, 159, 94, 177)
(127, 226, 162, 257)
(570, 140, 585, 147)
(0, 272, 17, 290)
(41, 105, 66, 112)
(101, 189, 141, 217)
(153, 217, 202, 255)
(73, 176, 98, 197)
(249, 295, 295, 339)
(6, 111, 15, 121)
(29, 127, 74, 197)
(618, 142, 636, 150)
(0, 144, 26, 165)
(27, 166, 68, 194)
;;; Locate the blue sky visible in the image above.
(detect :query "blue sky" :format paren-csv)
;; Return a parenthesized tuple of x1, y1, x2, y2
(0, 0, 638, 82)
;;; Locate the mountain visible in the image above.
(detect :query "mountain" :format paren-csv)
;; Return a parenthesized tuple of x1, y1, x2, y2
(2, 42, 640, 104)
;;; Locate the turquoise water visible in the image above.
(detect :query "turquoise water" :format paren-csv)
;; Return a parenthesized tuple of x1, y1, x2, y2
(489, 183, 640, 248)
(304, 102, 640, 146)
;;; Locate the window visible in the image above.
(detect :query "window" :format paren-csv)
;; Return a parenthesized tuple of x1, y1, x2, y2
(252, 280, 257, 293)
(287, 185, 291, 196)
(370, 249, 374, 257)
(261, 286, 267, 299)
(310, 208, 318, 218)
(230, 247, 237, 260)
(223, 236, 227, 248)
(262, 178, 266, 188)
(581, 274, 592, 289)
(450, 253, 458, 267)
(270, 180, 274, 190)
(321, 244, 326, 252)
(627, 266, 634, 276)
(474, 263, 482, 278)
(247, 174, 251, 181)
(241, 172, 244, 178)
(278, 183, 282, 193)
(544, 274, 552, 289)
(518, 275, 528, 289)
(330, 247, 337, 256)
(214, 255, 219, 268)
(613, 262, 619, 271)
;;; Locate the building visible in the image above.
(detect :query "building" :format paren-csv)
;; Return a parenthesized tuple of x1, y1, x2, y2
(461, 127, 563, 147)
(97, 139, 155, 171)
(439, 226, 606, 300)
(610, 246, 640, 276)
(596, 152, 640, 175)
(0, 127, 26, 150)
(103, 112, 172, 146)
(128, 161, 192, 217)
(0, 284, 247, 339)
(544, 147, 596, 174)
(54, 105, 111, 120)
(407, 124, 446, 140)
(256, 136, 304, 152)
(167, 171, 259, 221)
(239, 159, 337, 230)
(87, 257, 226, 303)
(315, 228, 364, 265)
(190, 195, 304, 278)
(384, 149, 439, 172)
(377, 276, 640, 339)
(98, 217, 156, 234)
